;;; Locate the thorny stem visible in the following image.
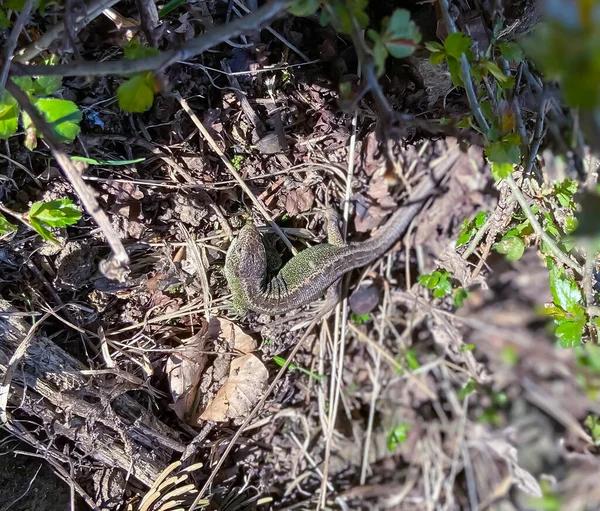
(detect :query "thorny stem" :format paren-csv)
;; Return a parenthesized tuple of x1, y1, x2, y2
(504, 175, 583, 276)
(10, 0, 288, 78)
(5, 78, 130, 280)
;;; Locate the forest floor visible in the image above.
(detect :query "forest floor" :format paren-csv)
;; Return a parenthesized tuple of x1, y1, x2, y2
(1, 1, 599, 510)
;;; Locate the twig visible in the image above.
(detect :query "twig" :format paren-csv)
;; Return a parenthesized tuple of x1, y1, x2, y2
(5, 78, 130, 280)
(173, 91, 295, 252)
(233, 0, 310, 62)
(504, 174, 583, 275)
(437, 0, 489, 134)
(10, 0, 288, 77)
(523, 96, 548, 177)
(0, 0, 35, 93)
(14, 0, 122, 63)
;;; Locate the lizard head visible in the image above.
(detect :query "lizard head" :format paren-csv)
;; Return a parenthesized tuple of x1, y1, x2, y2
(224, 223, 268, 312)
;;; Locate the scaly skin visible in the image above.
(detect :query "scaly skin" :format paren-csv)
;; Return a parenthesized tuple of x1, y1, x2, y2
(224, 155, 458, 315)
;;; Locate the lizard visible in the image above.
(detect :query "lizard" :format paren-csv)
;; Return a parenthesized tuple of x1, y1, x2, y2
(224, 153, 459, 316)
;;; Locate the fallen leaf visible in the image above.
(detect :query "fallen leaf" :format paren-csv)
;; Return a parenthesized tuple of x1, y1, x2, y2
(217, 317, 256, 354)
(167, 320, 215, 422)
(283, 186, 315, 217)
(353, 194, 389, 232)
(199, 353, 268, 422)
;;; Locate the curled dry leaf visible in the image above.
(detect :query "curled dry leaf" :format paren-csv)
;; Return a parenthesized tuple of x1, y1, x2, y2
(167, 321, 214, 423)
(199, 353, 269, 423)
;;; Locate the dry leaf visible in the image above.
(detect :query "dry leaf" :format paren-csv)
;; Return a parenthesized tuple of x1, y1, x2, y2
(283, 186, 315, 217)
(217, 317, 256, 353)
(167, 321, 215, 422)
(353, 194, 389, 232)
(199, 353, 268, 422)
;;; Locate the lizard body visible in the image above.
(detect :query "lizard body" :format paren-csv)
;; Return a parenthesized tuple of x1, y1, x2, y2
(224, 155, 457, 315)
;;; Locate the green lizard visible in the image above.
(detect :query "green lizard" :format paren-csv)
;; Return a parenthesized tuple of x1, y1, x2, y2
(224, 154, 458, 316)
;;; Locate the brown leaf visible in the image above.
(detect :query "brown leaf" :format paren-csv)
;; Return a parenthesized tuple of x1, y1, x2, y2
(199, 353, 268, 422)
(353, 194, 389, 232)
(283, 186, 315, 217)
(217, 317, 256, 354)
(167, 321, 213, 422)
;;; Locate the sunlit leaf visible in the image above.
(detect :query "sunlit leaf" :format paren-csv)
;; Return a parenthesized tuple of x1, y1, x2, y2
(0, 91, 19, 139)
(29, 199, 82, 228)
(0, 214, 17, 235)
(117, 72, 156, 113)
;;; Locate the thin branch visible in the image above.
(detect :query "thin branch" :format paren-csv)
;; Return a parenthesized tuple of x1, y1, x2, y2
(5, 78, 130, 280)
(0, 0, 35, 93)
(10, 0, 288, 77)
(14, 0, 122, 63)
(437, 0, 490, 133)
(504, 174, 583, 275)
(523, 96, 548, 178)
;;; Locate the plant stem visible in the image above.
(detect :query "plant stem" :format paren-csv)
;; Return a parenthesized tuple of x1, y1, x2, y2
(504, 174, 583, 275)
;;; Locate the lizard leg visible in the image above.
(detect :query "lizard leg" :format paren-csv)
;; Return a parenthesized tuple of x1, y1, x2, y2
(325, 208, 345, 247)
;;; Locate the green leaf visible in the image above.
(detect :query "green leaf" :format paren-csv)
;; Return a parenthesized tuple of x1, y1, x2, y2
(387, 424, 410, 451)
(485, 60, 514, 86)
(444, 32, 472, 60)
(446, 56, 463, 87)
(453, 288, 469, 307)
(117, 72, 156, 113)
(158, 0, 187, 18)
(456, 229, 473, 247)
(124, 39, 161, 60)
(32, 75, 62, 96)
(491, 162, 514, 180)
(351, 313, 371, 325)
(474, 211, 488, 227)
(4, 0, 26, 11)
(29, 217, 56, 241)
(501, 346, 518, 366)
(0, 10, 10, 29)
(0, 91, 19, 139)
(429, 51, 446, 65)
(405, 349, 420, 370)
(458, 378, 476, 399)
(288, 0, 320, 16)
(12, 76, 33, 94)
(418, 272, 439, 289)
(549, 266, 582, 314)
(486, 135, 521, 166)
(585, 414, 600, 445)
(498, 42, 523, 63)
(382, 8, 422, 59)
(0, 213, 17, 235)
(372, 40, 388, 76)
(565, 216, 578, 234)
(26, 98, 82, 143)
(433, 277, 452, 298)
(494, 236, 525, 260)
(555, 318, 585, 348)
(71, 156, 146, 166)
(29, 199, 82, 228)
(424, 41, 444, 52)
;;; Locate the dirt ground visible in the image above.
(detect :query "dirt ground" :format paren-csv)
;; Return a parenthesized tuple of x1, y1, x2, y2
(1, 0, 599, 510)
